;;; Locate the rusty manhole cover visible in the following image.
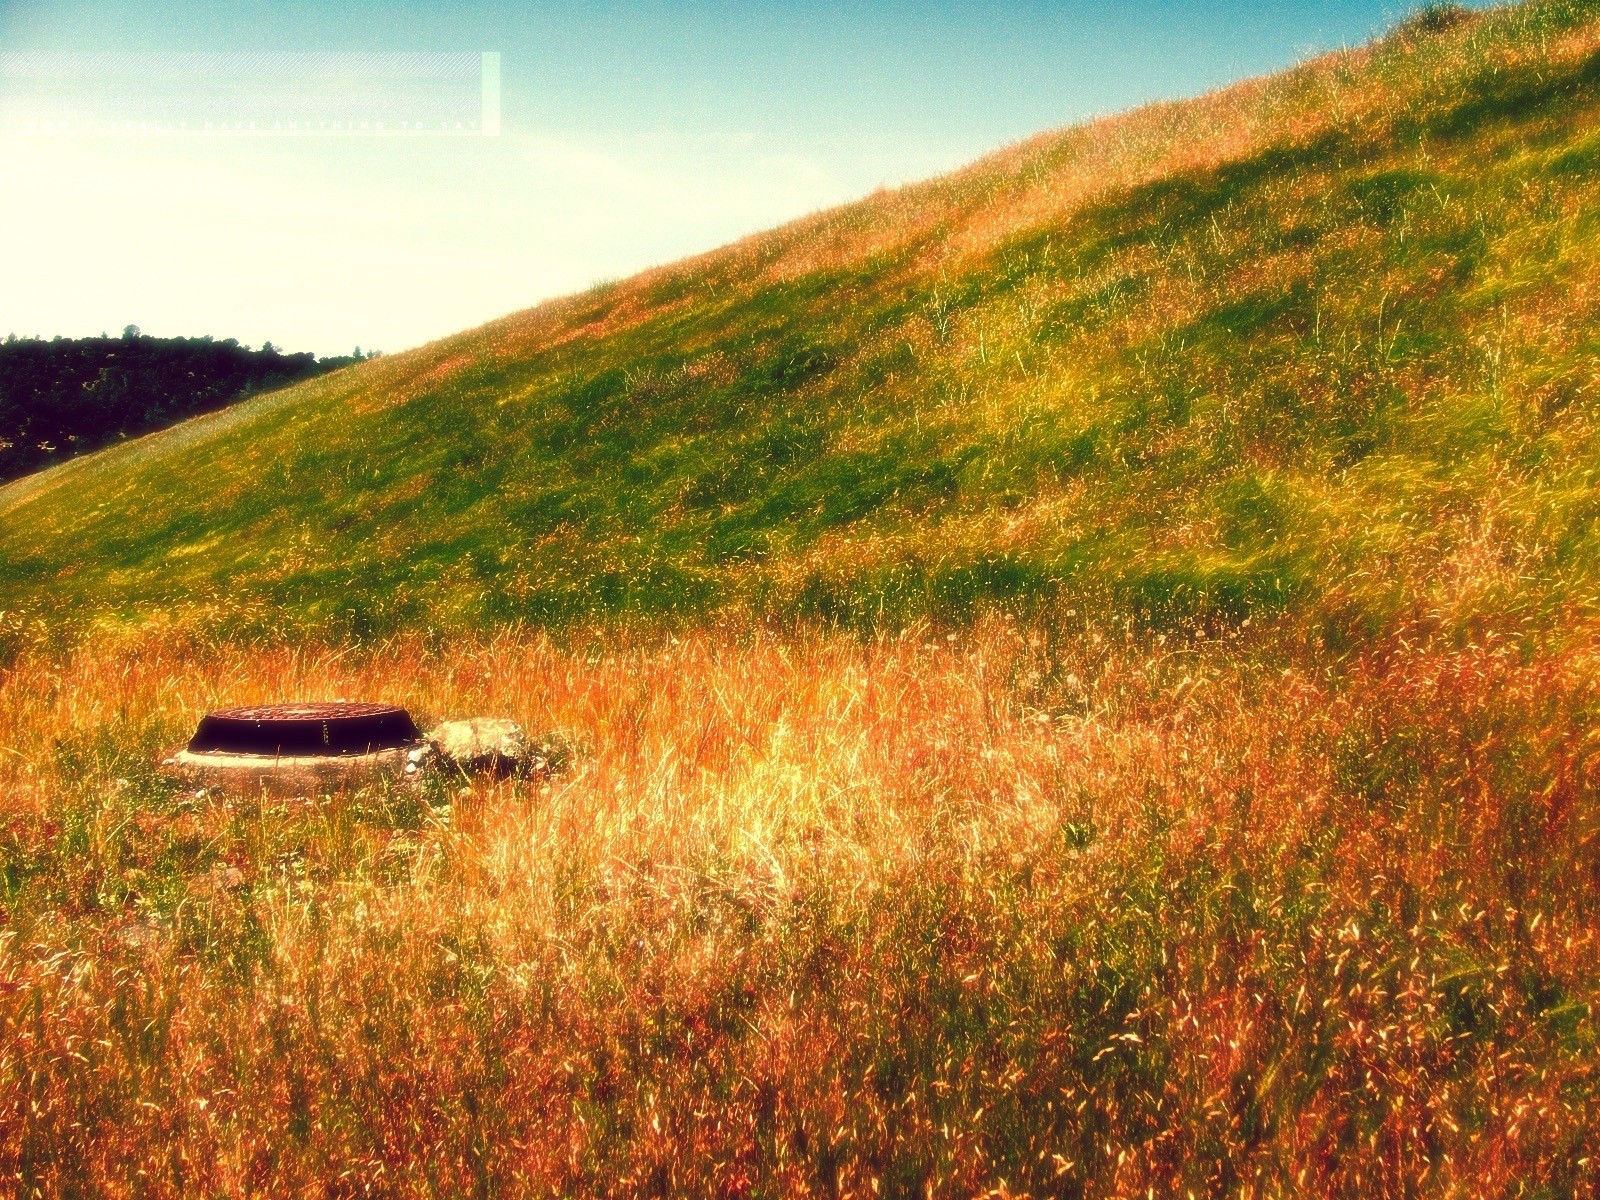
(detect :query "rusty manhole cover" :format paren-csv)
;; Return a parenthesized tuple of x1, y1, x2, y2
(186, 702, 421, 758)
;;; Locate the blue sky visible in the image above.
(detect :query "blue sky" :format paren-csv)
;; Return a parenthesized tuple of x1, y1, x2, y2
(0, 1, 1446, 356)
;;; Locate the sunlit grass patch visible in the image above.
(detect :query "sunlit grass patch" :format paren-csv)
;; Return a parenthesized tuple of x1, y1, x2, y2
(1, 621, 1597, 1193)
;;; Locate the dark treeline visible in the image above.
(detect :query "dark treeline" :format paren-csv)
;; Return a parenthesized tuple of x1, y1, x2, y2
(0, 327, 376, 482)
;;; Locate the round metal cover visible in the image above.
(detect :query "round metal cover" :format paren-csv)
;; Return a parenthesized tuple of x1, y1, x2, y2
(186, 702, 420, 758)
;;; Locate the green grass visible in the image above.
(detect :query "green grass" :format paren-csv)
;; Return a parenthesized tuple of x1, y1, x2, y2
(4, 0, 1600, 644)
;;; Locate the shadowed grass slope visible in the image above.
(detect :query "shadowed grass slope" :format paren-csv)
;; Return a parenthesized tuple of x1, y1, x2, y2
(2, 2, 1599, 640)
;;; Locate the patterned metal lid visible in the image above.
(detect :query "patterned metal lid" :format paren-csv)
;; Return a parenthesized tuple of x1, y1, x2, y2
(186, 702, 420, 757)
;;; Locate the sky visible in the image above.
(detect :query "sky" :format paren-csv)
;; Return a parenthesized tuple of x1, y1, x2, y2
(0, 1, 1445, 358)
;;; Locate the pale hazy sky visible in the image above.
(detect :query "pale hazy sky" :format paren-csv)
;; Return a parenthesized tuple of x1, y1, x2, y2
(0, 2, 1441, 357)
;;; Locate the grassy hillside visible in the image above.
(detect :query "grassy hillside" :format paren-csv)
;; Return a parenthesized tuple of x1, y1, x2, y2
(5, 1, 1600, 641)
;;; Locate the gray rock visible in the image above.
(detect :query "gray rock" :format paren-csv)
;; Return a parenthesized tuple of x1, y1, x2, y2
(426, 718, 569, 780)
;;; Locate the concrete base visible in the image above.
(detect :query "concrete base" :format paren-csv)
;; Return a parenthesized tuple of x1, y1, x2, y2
(164, 746, 414, 795)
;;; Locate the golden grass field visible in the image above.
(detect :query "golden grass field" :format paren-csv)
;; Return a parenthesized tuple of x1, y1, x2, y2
(2, 616, 1596, 1196)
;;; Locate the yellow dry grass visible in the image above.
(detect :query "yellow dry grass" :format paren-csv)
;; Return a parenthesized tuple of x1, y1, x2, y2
(2, 618, 1597, 1195)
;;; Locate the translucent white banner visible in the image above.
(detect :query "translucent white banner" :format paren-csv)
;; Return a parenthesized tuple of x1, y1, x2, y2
(0, 51, 501, 135)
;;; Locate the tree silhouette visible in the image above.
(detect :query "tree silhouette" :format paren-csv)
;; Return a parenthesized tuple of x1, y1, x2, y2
(0, 332, 364, 483)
